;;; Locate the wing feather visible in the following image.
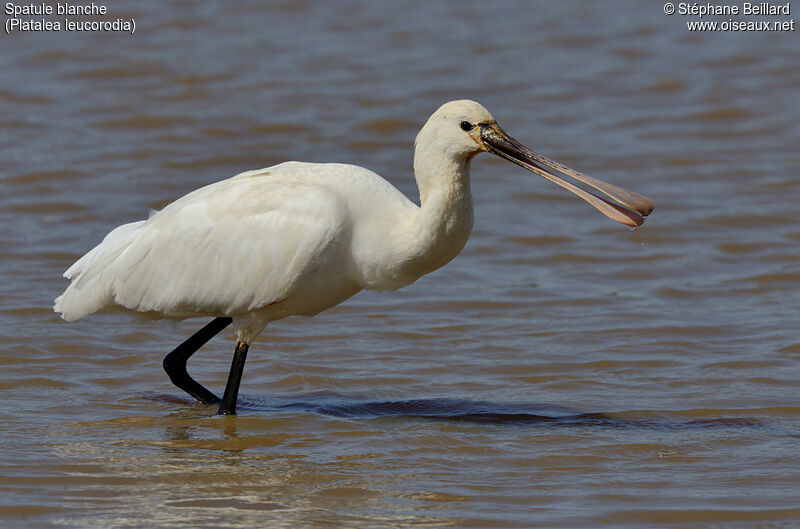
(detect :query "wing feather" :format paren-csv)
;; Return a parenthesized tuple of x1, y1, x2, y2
(55, 164, 353, 320)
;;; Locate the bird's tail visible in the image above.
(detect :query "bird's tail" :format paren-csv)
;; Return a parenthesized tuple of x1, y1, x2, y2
(54, 220, 146, 321)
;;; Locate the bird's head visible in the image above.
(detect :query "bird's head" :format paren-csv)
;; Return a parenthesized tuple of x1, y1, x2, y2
(418, 99, 654, 227)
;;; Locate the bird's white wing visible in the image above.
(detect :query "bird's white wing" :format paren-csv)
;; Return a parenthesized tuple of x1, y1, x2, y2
(55, 164, 353, 321)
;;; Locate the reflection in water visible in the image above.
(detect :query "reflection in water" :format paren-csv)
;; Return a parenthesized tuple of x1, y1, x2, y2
(151, 392, 766, 430)
(99, 393, 766, 529)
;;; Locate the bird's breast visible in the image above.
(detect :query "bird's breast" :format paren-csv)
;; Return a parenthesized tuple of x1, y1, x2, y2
(354, 194, 474, 292)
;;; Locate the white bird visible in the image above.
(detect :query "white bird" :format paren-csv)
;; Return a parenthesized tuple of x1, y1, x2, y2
(54, 100, 653, 415)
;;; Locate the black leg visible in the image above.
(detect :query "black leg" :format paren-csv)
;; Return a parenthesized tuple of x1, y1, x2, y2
(217, 341, 250, 415)
(162, 317, 232, 405)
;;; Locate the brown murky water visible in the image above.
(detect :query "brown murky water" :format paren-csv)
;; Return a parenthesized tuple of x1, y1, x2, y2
(2, 1, 799, 527)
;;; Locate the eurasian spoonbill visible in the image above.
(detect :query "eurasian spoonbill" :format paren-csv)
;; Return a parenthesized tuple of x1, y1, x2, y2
(54, 100, 653, 415)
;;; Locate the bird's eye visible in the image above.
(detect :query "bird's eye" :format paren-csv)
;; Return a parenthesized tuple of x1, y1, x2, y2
(460, 121, 473, 131)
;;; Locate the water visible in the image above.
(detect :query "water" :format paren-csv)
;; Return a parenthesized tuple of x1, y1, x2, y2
(2, 1, 799, 527)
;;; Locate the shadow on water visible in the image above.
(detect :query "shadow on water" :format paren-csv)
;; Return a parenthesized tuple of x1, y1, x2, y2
(152, 393, 764, 430)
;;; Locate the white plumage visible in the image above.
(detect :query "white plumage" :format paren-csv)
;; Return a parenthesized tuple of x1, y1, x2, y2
(54, 159, 463, 342)
(55, 100, 653, 414)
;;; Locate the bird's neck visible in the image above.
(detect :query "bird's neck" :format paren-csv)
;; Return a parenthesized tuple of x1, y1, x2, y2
(405, 147, 475, 276)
